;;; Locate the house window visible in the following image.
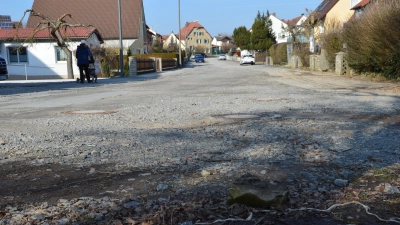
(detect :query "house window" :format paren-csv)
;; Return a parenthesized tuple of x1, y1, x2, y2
(190, 46, 194, 50)
(199, 32, 204, 36)
(196, 39, 202, 44)
(204, 39, 209, 44)
(194, 32, 198, 36)
(8, 47, 28, 63)
(319, 22, 325, 34)
(56, 47, 68, 61)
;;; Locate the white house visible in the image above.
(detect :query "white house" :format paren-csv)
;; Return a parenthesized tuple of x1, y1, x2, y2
(269, 13, 289, 43)
(211, 35, 233, 54)
(283, 14, 309, 43)
(0, 27, 103, 79)
(27, 0, 147, 55)
(162, 32, 185, 51)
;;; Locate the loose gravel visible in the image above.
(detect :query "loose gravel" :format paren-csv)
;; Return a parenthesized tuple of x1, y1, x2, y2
(1, 59, 399, 224)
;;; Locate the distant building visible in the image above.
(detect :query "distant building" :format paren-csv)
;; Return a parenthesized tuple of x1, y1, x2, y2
(0, 15, 20, 29)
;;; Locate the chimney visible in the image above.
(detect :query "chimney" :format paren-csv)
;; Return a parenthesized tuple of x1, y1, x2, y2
(273, 12, 276, 17)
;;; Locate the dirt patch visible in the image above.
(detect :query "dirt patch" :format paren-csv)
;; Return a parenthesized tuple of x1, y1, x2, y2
(0, 161, 162, 208)
(1, 161, 399, 224)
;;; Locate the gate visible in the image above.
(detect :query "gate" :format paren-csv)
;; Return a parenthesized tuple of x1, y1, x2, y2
(255, 52, 267, 63)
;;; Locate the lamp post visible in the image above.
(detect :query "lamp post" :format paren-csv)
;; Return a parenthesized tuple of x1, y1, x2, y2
(178, 0, 182, 68)
(118, 0, 124, 77)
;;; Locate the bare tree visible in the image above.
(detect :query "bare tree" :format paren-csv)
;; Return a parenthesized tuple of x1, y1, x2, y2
(167, 37, 178, 53)
(194, 45, 205, 54)
(18, 10, 93, 79)
(221, 42, 234, 53)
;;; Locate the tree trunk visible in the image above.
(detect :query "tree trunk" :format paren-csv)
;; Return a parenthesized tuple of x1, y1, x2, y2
(64, 47, 74, 79)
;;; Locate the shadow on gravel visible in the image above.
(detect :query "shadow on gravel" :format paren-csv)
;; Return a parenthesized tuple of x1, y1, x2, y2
(0, 73, 161, 96)
(1, 102, 400, 224)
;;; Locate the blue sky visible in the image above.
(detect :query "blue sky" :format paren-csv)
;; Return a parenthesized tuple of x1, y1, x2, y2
(2, 0, 321, 37)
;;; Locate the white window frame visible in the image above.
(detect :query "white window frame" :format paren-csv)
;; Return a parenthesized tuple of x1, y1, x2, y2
(55, 47, 68, 62)
(7, 46, 28, 64)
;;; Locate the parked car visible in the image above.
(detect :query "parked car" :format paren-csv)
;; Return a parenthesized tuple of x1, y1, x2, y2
(199, 53, 207, 58)
(190, 55, 195, 60)
(218, 54, 226, 60)
(240, 54, 255, 65)
(195, 54, 205, 63)
(0, 56, 8, 80)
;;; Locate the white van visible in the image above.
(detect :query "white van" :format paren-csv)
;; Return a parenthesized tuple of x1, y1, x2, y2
(0, 55, 8, 80)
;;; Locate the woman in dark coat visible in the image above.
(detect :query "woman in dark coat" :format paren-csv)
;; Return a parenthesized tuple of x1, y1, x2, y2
(76, 40, 94, 83)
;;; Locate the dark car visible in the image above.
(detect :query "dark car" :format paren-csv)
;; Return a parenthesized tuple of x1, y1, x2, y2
(195, 54, 205, 63)
(0, 56, 8, 80)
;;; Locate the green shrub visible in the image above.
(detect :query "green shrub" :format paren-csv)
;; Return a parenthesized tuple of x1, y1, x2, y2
(101, 61, 110, 77)
(269, 43, 288, 65)
(321, 31, 343, 69)
(292, 43, 311, 68)
(124, 60, 129, 76)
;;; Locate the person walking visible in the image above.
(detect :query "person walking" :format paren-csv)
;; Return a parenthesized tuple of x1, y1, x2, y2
(76, 40, 94, 83)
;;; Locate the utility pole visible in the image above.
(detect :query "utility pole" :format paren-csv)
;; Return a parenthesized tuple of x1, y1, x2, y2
(178, 0, 182, 68)
(118, 0, 124, 77)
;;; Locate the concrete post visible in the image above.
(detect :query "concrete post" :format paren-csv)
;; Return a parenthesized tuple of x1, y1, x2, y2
(335, 52, 346, 75)
(156, 58, 162, 72)
(129, 56, 137, 76)
(310, 55, 315, 71)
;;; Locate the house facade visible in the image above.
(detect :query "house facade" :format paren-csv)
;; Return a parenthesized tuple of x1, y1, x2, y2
(180, 21, 212, 55)
(146, 26, 162, 53)
(0, 28, 103, 79)
(283, 14, 309, 43)
(211, 35, 233, 54)
(162, 32, 184, 52)
(310, 0, 361, 52)
(351, 0, 371, 18)
(269, 14, 289, 43)
(26, 0, 147, 55)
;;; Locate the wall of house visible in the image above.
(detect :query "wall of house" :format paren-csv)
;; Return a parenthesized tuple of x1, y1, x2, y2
(326, 0, 354, 24)
(1, 42, 80, 78)
(1, 34, 102, 79)
(269, 15, 289, 44)
(313, 0, 354, 45)
(186, 28, 212, 54)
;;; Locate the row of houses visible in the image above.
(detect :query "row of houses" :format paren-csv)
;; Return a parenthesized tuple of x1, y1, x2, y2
(0, 0, 373, 79)
(162, 0, 374, 59)
(0, 0, 150, 79)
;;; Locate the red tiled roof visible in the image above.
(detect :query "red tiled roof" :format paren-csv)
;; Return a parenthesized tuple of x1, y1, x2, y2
(179, 21, 204, 38)
(283, 15, 303, 27)
(0, 27, 99, 40)
(26, 0, 143, 40)
(161, 35, 169, 41)
(351, 0, 371, 9)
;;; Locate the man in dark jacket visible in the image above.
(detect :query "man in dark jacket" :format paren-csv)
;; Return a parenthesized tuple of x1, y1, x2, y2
(76, 40, 94, 83)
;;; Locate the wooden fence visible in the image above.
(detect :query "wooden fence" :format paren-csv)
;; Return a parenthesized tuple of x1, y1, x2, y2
(162, 59, 177, 69)
(136, 58, 154, 71)
(255, 52, 267, 63)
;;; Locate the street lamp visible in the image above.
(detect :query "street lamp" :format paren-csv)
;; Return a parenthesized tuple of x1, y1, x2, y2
(118, 0, 124, 77)
(178, 0, 182, 68)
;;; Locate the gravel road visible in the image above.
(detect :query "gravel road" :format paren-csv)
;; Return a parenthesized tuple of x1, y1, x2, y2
(1, 58, 400, 224)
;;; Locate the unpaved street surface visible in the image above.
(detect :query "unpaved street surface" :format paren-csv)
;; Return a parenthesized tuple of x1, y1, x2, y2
(1, 59, 400, 224)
